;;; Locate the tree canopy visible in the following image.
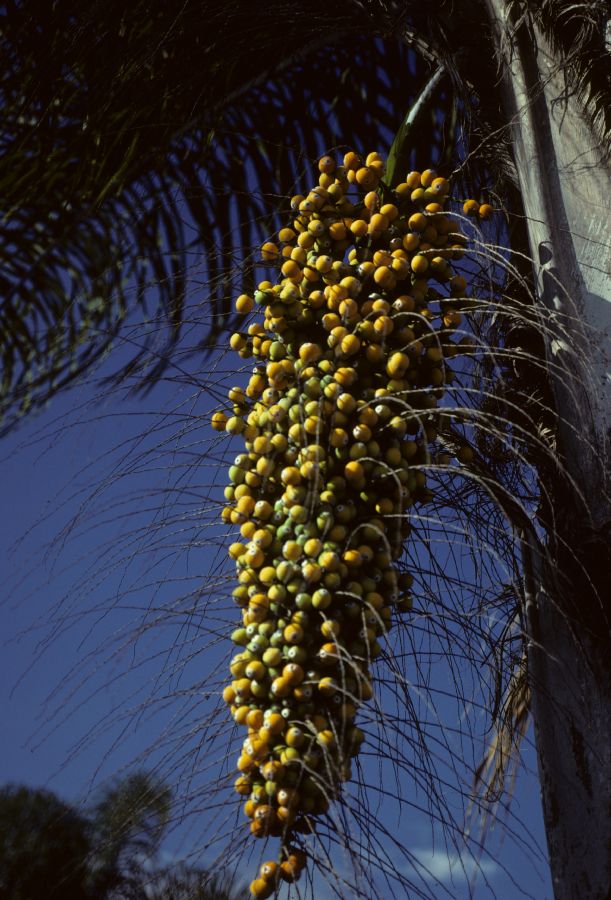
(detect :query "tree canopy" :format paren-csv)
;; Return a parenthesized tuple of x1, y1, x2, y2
(0, 774, 238, 899)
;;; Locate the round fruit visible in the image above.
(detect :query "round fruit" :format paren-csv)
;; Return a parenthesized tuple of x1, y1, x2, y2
(221, 151, 476, 891)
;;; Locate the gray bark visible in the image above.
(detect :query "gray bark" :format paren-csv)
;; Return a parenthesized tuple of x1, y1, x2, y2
(522, 531, 611, 900)
(485, 0, 610, 512)
(486, 2, 611, 897)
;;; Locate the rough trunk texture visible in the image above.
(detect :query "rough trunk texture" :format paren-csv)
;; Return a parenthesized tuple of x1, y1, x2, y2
(486, 2, 611, 897)
(522, 532, 611, 900)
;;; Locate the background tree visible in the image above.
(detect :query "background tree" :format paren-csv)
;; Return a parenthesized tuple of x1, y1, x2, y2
(0, 784, 92, 899)
(146, 866, 239, 900)
(86, 771, 172, 898)
(0, 774, 237, 899)
(1, 2, 609, 898)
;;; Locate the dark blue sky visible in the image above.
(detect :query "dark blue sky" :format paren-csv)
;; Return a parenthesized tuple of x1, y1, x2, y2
(1, 322, 554, 898)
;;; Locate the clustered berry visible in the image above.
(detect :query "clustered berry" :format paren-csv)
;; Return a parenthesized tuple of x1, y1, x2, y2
(212, 151, 483, 897)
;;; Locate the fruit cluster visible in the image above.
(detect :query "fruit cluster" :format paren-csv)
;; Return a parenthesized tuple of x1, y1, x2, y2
(213, 151, 477, 897)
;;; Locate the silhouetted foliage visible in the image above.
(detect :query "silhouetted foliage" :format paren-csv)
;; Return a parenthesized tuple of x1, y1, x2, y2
(0, 785, 92, 899)
(0, 774, 238, 900)
(1, 1, 456, 434)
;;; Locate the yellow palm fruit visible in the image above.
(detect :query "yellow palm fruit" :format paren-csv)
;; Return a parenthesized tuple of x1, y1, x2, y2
(380, 202, 398, 221)
(318, 154, 336, 173)
(299, 342, 322, 363)
(402, 232, 420, 251)
(263, 712, 285, 735)
(450, 274, 468, 296)
(283, 663, 304, 685)
(282, 540, 302, 561)
(386, 351, 409, 377)
(371, 250, 391, 268)
(280, 466, 301, 486)
(229, 333, 247, 352)
(225, 415, 246, 435)
(297, 230, 315, 249)
(368, 212, 389, 236)
(250, 878, 274, 898)
(340, 334, 361, 356)
(280, 259, 300, 280)
(350, 218, 369, 237)
(373, 315, 393, 337)
(289, 245, 307, 265)
(339, 297, 359, 321)
(321, 619, 340, 639)
(278, 226, 296, 243)
(246, 709, 264, 730)
(285, 726, 306, 748)
(234, 704, 252, 725)
(261, 241, 279, 262)
(430, 176, 449, 195)
(330, 427, 349, 448)
(355, 166, 377, 188)
(258, 566, 276, 585)
(236, 494, 256, 516)
(235, 294, 254, 314)
(362, 190, 377, 212)
(340, 275, 361, 297)
(228, 542, 246, 561)
(259, 862, 278, 884)
(314, 254, 333, 273)
(343, 150, 360, 170)
(307, 219, 325, 236)
(329, 221, 348, 241)
(253, 499, 273, 520)
(373, 266, 395, 289)
(302, 560, 323, 583)
(316, 729, 336, 749)
(235, 774, 253, 796)
(420, 168, 437, 187)
(411, 254, 429, 275)
(211, 410, 228, 431)
(408, 212, 427, 232)
(270, 676, 291, 698)
(237, 752, 256, 772)
(345, 460, 364, 482)
(391, 257, 410, 278)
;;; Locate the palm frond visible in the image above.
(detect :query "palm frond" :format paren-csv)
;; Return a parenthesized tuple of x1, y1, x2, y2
(523, 0, 611, 139)
(467, 649, 531, 844)
(1, 0, 458, 433)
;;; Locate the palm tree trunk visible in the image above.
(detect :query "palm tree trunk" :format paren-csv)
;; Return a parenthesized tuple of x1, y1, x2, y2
(486, 2, 611, 896)
(521, 528, 610, 900)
